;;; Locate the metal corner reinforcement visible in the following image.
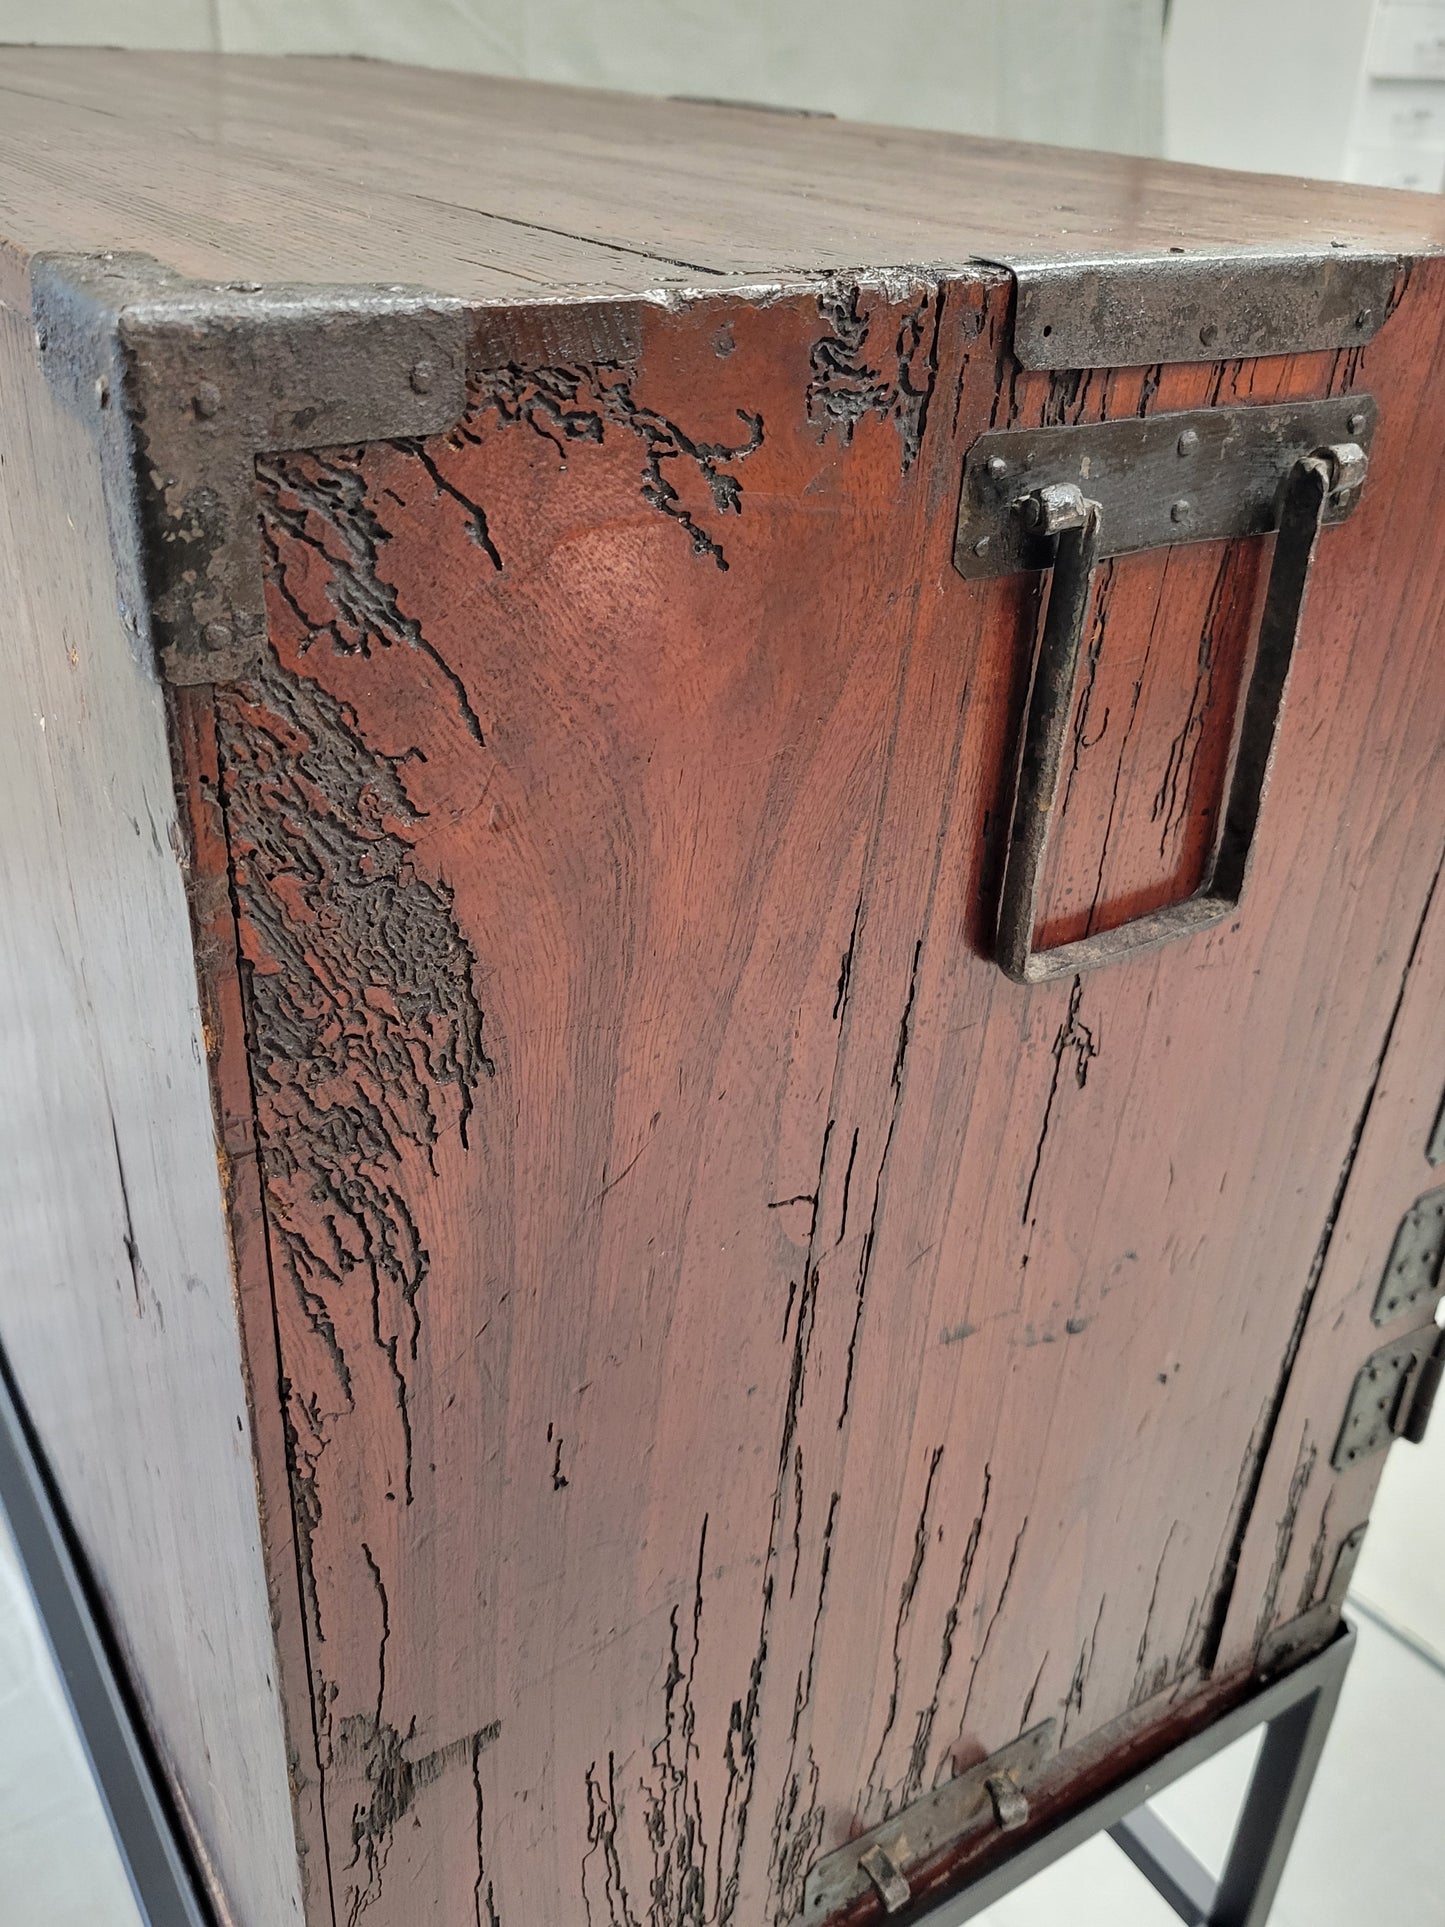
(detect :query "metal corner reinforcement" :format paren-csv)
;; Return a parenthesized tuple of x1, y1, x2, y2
(30, 251, 467, 684)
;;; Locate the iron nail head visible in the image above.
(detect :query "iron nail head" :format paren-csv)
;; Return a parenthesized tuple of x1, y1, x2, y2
(1176, 428, 1199, 456)
(1170, 499, 1190, 523)
(410, 359, 435, 394)
(973, 535, 991, 557)
(1199, 322, 1219, 348)
(204, 620, 233, 649)
(193, 381, 223, 420)
(987, 455, 1008, 478)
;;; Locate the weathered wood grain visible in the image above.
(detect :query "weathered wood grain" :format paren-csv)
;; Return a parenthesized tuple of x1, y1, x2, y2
(2, 47, 1445, 302)
(170, 253, 1445, 1926)
(0, 297, 304, 1924)
(1215, 262, 1445, 1678)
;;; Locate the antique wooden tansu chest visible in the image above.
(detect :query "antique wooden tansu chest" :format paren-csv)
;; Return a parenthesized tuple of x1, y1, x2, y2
(3, 47, 1445, 1927)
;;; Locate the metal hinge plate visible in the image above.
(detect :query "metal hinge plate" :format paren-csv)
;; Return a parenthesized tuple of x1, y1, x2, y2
(802, 1720, 1055, 1922)
(954, 395, 1375, 582)
(1372, 1187, 1445, 1325)
(1333, 1324, 1445, 1470)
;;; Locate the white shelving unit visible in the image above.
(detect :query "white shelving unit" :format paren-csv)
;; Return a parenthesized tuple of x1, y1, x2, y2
(1347, 1, 1445, 193)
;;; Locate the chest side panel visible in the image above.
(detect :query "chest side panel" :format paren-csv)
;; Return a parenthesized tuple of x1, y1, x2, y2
(184, 262, 1445, 1927)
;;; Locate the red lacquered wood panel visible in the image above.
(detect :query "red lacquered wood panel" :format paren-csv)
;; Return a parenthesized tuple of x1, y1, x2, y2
(175, 259, 1445, 1927)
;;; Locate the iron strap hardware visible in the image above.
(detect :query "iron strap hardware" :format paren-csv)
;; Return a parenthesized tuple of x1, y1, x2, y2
(956, 399, 1376, 985)
(1006, 252, 1398, 370)
(802, 1721, 1054, 1921)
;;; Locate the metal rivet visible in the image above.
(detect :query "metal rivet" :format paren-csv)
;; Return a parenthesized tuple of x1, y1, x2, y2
(409, 359, 435, 394)
(1347, 410, 1367, 435)
(1170, 499, 1190, 523)
(1355, 309, 1371, 329)
(973, 535, 991, 557)
(204, 620, 233, 649)
(193, 381, 222, 420)
(987, 455, 1008, 478)
(1176, 428, 1199, 456)
(1199, 322, 1219, 348)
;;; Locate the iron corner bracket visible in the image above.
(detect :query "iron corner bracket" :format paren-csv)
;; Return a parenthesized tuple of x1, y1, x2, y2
(29, 250, 468, 685)
(1005, 249, 1402, 371)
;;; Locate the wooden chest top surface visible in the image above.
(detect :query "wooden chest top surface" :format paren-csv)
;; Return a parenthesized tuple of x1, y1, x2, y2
(2, 46, 1445, 302)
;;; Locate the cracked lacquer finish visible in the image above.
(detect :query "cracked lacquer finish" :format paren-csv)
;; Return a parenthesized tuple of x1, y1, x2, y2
(174, 264, 1445, 1927)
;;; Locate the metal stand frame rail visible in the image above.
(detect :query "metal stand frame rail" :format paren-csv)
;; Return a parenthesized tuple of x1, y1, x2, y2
(903, 1622, 1354, 1927)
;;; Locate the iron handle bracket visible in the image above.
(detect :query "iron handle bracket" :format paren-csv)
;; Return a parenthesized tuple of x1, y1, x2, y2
(973, 406, 1373, 984)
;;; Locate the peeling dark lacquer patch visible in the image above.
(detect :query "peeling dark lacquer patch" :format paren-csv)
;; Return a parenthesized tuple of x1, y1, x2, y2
(904, 1465, 992, 1806)
(216, 644, 492, 1501)
(864, 1444, 946, 1817)
(466, 363, 763, 569)
(339, 1712, 502, 1924)
(213, 588, 496, 1921)
(806, 280, 945, 474)
(257, 452, 488, 744)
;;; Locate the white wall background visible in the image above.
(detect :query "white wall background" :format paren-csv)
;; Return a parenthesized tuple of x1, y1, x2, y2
(1167, 0, 1445, 191)
(0, 0, 1168, 150)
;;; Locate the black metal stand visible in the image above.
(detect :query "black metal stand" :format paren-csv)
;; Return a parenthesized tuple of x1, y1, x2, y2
(903, 1623, 1355, 1927)
(0, 1344, 212, 1927)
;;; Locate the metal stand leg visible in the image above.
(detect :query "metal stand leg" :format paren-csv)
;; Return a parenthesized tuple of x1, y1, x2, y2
(1109, 1638, 1350, 1927)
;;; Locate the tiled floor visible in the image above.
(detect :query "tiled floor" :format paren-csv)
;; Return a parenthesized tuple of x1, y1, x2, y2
(0, 1505, 1441, 1925)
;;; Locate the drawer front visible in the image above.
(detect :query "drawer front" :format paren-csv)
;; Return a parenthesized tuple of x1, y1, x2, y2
(178, 262, 1445, 1927)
